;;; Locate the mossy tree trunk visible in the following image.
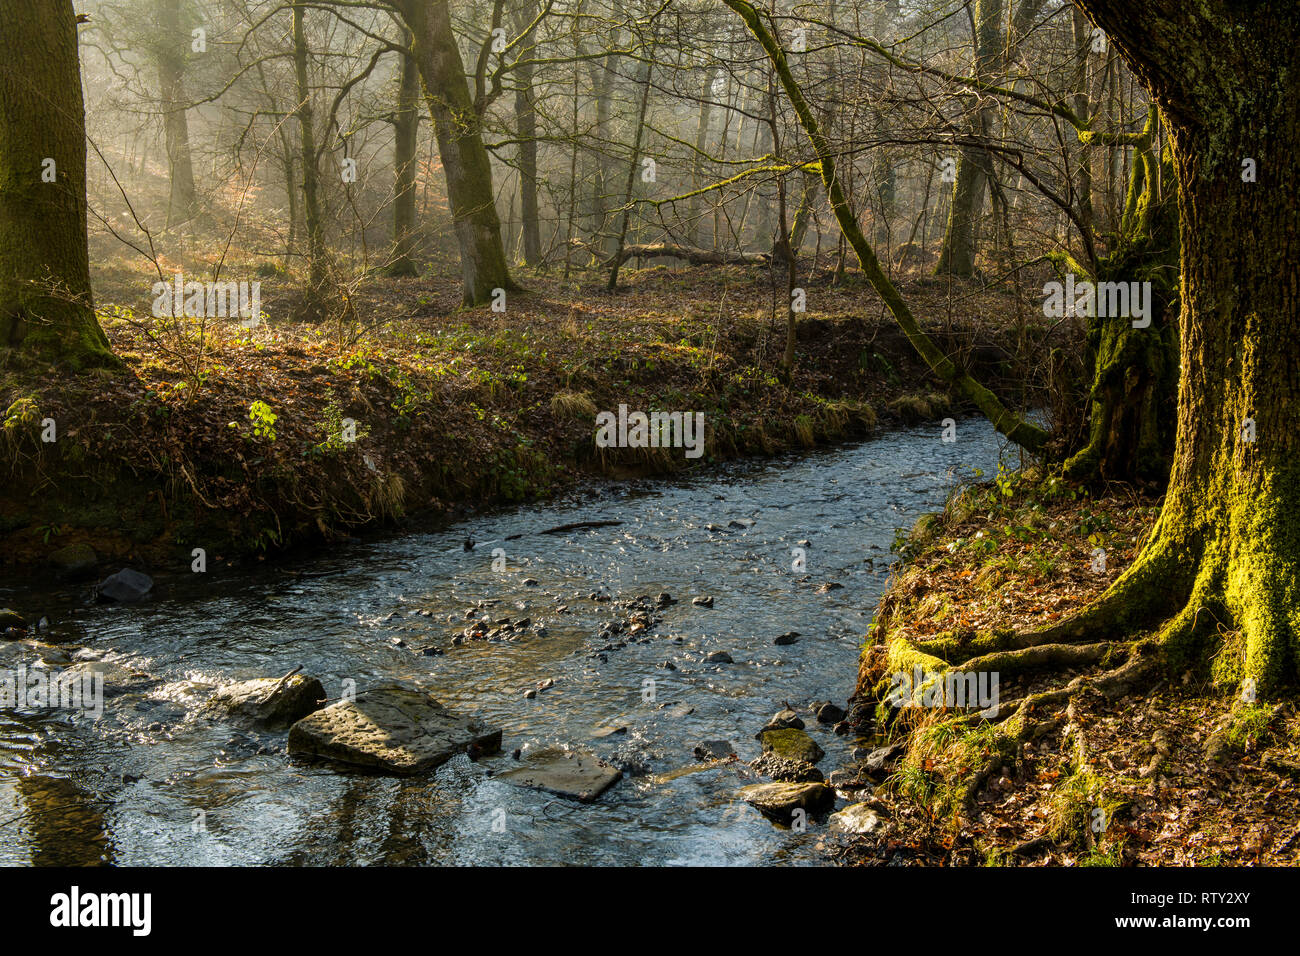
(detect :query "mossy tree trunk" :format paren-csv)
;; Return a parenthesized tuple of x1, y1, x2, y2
(0, 0, 115, 368)
(1063, 121, 1180, 484)
(390, 0, 515, 306)
(1065, 0, 1300, 691)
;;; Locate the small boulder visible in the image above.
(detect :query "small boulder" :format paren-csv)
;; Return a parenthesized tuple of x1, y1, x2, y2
(692, 595, 714, 607)
(704, 650, 733, 664)
(739, 781, 833, 823)
(815, 701, 846, 724)
(50, 543, 98, 580)
(760, 708, 805, 733)
(207, 674, 326, 729)
(95, 569, 153, 603)
(0, 609, 26, 631)
(861, 743, 904, 776)
(760, 728, 825, 765)
(774, 631, 800, 646)
(693, 739, 736, 761)
(829, 802, 884, 834)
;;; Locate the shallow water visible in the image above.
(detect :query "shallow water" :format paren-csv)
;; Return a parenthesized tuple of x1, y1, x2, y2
(0, 420, 1009, 865)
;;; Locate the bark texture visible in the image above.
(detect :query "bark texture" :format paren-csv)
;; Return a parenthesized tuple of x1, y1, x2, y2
(0, 0, 115, 367)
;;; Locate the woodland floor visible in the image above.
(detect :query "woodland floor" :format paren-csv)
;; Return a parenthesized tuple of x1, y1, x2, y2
(827, 474, 1300, 866)
(1, 260, 1052, 574)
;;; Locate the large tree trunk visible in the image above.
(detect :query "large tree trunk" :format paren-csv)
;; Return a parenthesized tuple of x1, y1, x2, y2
(1062, 0, 1300, 691)
(391, 0, 515, 305)
(157, 0, 198, 229)
(292, 2, 327, 300)
(387, 34, 421, 277)
(934, 0, 1001, 277)
(0, 0, 115, 367)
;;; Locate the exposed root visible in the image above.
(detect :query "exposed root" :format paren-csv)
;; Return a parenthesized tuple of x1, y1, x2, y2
(955, 640, 1114, 679)
(961, 649, 1155, 814)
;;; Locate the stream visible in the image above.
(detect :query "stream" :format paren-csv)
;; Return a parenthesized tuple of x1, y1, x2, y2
(0, 420, 1008, 865)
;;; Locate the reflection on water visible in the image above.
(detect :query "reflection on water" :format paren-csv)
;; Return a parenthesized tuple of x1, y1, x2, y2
(0, 421, 1010, 865)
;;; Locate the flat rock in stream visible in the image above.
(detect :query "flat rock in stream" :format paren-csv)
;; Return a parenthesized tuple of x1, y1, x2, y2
(207, 674, 326, 729)
(287, 685, 501, 774)
(739, 781, 833, 822)
(496, 748, 623, 802)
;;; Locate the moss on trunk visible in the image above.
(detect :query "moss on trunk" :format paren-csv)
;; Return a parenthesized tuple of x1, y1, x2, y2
(0, 1, 116, 369)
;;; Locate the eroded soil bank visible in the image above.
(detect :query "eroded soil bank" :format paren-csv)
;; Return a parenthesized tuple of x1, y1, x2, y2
(1, 266, 1051, 579)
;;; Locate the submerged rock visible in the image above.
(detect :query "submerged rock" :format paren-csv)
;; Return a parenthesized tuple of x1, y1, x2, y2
(57, 660, 159, 699)
(693, 739, 736, 761)
(207, 674, 326, 729)
(287, 685, 501, 774)
(692, 595, 714, 607)
(497, 748, 623, 802)
(739, 781, 833, 822)
(774, 632, 800, 646)
(704, 650, 734, 664)
(0, 609, 26, 631)
(760, 728, 825, 765)
(95, 568, 154, 603)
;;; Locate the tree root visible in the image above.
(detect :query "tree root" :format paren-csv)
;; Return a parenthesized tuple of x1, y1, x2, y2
(961, 649, 1155, 813)
(955, 641, 1114, 679)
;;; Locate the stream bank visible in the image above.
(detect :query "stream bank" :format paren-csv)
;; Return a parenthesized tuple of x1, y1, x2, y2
(2, 268, 1055, 578)
(838, 471, 1300, 866)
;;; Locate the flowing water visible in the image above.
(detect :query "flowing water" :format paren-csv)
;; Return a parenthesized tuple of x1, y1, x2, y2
(0, 421, 1009, 865)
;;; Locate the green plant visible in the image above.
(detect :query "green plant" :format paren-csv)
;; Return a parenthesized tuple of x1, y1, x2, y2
(229, 400, 278, 442)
